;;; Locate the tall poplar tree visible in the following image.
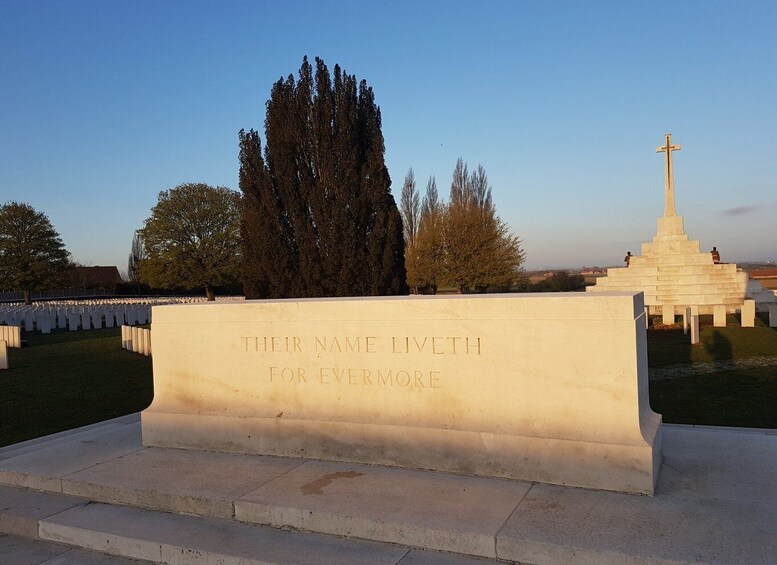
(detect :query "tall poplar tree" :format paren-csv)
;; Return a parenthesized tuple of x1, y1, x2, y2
(240, 57, 407, 298)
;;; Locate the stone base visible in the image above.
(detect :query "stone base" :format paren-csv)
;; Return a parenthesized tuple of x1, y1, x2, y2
(143, 410, 663, 495)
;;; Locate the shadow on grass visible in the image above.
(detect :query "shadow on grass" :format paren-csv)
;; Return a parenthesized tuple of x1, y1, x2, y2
(702, 330, 732, 361)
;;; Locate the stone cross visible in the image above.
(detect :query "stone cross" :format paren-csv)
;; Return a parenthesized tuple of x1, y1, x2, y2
(656, 133, 681, 216)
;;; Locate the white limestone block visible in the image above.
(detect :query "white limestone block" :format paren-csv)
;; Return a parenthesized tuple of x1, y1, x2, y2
(81, 313, 92, 331)
(741, 299, 756, 328)
(0, 340, 7, 369)
(690, 315, 700, 344)
(68, 314, 80, 331)
(131, 327, 140, 354)
(713, 305, 727, 327)
(662, 305, 675, 325)
(142, 293, 662, 495)
(104, 312, 115, 328)
(141, 328, 151, 356)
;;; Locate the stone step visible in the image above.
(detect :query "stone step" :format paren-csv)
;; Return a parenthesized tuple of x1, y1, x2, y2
(0, 484, 493, 565)
(3, 421, 777, 564)
(0, 533, 153, 564)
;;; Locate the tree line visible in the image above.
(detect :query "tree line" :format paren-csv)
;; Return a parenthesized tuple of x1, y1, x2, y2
(2, 57, 527, 303)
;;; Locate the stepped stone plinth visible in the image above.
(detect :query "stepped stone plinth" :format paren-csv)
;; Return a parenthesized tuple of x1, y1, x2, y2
(588, 135, 748, 318)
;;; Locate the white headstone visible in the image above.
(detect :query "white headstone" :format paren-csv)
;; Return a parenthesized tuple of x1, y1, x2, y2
(104, 312, 115, 328)
(121, 325, 130, 350)
(131, 326, 140, 353)
(0, 340, 7, 369)
(741, 299, 756, 328)
(713, 305, 727, 327)
(662, 305, 675, 326)
(68, 314, 80, 331)
(92, 312, 103, 329)
(81, 313, 92, 331)
(770, 304, 777, 328)
(24, 311, 34, 332)
(690, 315, 700, 344)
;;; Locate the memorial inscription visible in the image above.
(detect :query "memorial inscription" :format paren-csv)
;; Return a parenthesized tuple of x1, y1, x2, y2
(242, 334, 481, 389)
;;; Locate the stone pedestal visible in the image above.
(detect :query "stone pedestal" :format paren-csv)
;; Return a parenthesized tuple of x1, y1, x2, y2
(143, 293, 662, 495)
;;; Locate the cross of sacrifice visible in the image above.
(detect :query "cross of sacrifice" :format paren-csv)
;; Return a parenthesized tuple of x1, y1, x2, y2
(656, 133, 681, 217)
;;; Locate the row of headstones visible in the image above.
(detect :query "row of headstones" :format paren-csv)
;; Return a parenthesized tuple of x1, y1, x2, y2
(652, 301, 777, 345)
(0, 307, 151, 333)
(0, 296, 243, 334)
(121, 325, 151, 357)
(661, 300, 777, 328)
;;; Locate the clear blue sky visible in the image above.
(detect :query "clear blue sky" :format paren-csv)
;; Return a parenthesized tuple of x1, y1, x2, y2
(2, 1, 776, 272)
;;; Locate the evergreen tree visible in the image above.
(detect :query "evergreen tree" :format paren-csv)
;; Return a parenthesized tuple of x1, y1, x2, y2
(0, 202, 71, 305)
(240, 57, 407, 298)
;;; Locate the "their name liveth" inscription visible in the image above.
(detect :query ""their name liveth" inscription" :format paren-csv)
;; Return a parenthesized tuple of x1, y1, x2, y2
(142, 293, 662, 494)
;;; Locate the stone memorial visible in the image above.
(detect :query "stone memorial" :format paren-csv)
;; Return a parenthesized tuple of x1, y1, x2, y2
(0, 340, 7, 369)
(589, 134, 748, 322)
(142, 292, 663, 494)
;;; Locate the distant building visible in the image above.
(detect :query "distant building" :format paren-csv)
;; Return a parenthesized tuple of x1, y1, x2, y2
(71, 266, 123, 290)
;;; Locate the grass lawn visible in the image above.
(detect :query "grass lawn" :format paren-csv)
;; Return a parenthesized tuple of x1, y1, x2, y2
(1, 327, 153, 447)
(650, 366, 777, 428)
(646, 315, 777, 428)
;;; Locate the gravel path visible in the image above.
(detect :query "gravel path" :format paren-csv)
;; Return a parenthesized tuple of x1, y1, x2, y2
(649, 355, 777, 380)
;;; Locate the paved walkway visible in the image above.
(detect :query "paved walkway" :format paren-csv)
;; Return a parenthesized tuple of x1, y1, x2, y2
(2, 416, 777, 564)
(649, 355, 777, 380)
